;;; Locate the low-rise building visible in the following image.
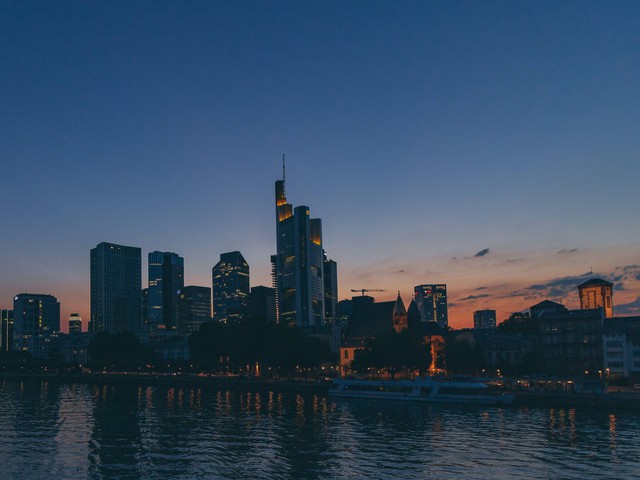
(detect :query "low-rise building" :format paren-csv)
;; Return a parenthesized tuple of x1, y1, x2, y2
(602, 316, 640, 377)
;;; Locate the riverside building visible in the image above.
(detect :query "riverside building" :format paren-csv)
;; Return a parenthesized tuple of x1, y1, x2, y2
(90, 242, 142, 333)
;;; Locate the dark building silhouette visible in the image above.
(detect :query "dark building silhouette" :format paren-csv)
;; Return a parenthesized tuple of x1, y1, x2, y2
(212, 251, 250, 323)
(473, 310, 497, 329)
(578, 278, 614, 318)
(1, 309, 14, 351)
(147, 251, 184, 330)
(177, 286, 212, 334)
(529, 300, 566, 318)
(538, 308, 604, 375)
(250, 286, 277, 322)
(12, 293, 60, 352)
(414, 284, 448, 328)
(340, 293, 445, 375)
(90, 242, 141, 333)
(324, 255, 338, 325)
(274, 170, 327, 328)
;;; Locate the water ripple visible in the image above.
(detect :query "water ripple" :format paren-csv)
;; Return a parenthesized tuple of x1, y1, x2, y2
(2, 380, 640, 479)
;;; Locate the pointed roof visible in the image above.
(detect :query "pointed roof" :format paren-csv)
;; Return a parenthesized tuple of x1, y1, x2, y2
(407, 299, 420, 320)
(578, 278, 613, 288)
(393, 291, 407, 316)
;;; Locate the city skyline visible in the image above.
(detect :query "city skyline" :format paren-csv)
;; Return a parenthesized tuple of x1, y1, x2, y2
(2, 2, 640, 330)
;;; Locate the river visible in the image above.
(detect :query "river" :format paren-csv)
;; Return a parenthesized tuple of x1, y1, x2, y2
(1, 379, 638, 479)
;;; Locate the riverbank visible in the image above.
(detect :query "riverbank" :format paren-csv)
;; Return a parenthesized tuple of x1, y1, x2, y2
(0, 372, 331, 395)
(2, 372, 640, 410)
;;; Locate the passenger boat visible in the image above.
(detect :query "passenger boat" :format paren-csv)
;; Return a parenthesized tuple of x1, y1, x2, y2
(329, 377, 515, 406)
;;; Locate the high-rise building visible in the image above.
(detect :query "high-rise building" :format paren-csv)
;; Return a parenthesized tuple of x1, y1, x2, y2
(323, 255, 338, 325)
(12, 293, 60, 351)
(1, 309, 14, 351)
(147, 251, 184, 330)
(274, 171, 327, 328)
(473, 309, 496, 329)
(177, 286, 212, 334)
(578, 278, 614, 318)
(250, 286, 277, 322)
(414, 284, 448, 328)
(212, 251, 250, 323)
(90, 242, 141, 333)
(68, 313, 82, 334)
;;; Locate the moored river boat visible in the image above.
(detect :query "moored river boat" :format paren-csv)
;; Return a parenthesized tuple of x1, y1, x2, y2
(329, 377, 515, 406)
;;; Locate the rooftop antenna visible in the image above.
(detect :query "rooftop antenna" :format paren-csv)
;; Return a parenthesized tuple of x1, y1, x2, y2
(282, 153, 286, 182)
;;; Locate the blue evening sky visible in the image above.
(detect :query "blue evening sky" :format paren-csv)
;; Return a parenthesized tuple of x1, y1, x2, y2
(1, 1, 639, 327)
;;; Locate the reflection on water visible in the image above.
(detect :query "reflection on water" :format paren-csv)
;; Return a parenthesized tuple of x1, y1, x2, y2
(1, 380, 640, 479)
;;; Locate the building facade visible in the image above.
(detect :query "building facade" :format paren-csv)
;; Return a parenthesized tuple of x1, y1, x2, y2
(249, 286, 277, 322)
(68, 313, 82, 334)
(473, 309, 496, 330)
(602, 316, 640, 377)
(323, 256, 338, 325)
(538, 308, 604, 375)
(578, 278, 614, 318)
(12, 293, 60, 352)
(176, 286, 212, 334)
(274, 176, 326, 328)
(414, 284, 448, 328)
(212, 251, 250, 323)
(1, 309, 13, 351)
(90, 242, 142, 333)
(147, 251, 184, 331)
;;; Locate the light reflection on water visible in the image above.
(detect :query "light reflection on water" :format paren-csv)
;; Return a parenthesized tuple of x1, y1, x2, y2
(1, 380, 639, 479)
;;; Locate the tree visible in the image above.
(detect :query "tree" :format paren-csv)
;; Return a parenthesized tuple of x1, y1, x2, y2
(88, 332, 146, 371)
(444, 339, 485, 376)
(351, 329, 430, 379)
(497, 311, 537, 334)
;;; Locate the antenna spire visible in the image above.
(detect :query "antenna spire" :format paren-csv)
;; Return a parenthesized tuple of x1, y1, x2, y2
(282, 153, 286, 182)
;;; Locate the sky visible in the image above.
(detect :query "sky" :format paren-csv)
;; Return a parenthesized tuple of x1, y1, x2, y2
(1, 1, 639, 331)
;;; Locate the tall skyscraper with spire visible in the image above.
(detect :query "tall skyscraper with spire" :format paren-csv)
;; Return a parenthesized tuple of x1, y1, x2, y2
(273, 156, 329, 329)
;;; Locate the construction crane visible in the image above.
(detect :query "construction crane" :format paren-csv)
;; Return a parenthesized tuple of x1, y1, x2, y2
(350, 288, 387, 297)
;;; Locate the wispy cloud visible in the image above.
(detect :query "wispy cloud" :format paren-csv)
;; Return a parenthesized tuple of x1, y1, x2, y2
(459, 294, 491, 301)
(557, 248, 579, 255)
(616, 296, 640, 315)
(474, 248, 490, 257)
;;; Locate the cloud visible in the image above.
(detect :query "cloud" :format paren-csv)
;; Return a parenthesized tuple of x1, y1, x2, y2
(505, 258, 526, 264)
(614, 283, 625, 291)
(474, 248, 490, 257)
(616, 296, 640, 315)
(557, 248, 579, 255)
(476, 286, 488, 290)
(514, 272, 594, 298)
(392, 269, 405, 274)
(459, 294, 491, 301)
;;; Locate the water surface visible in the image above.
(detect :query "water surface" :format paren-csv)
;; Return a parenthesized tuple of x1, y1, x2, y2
(1, 380, 638, 479)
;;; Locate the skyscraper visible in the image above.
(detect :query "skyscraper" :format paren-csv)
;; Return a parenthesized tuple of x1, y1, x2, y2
(177, 286, 212, 334)
(12, 293, 60, 351)
(68, 313, 82, 334)
(323, 255, 338, 325)
(212, 251, 250, 323)
(90, 242, 141, 333)
(414, 284, 448, 328)
(250, 286, 277, 322)
(274, 170, 327, 329)
(147, 251, 184, 330)
(1, 309, 13, 351)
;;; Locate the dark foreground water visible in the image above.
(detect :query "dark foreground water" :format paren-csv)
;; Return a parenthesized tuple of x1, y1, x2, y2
(1, 380, 639, 479)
